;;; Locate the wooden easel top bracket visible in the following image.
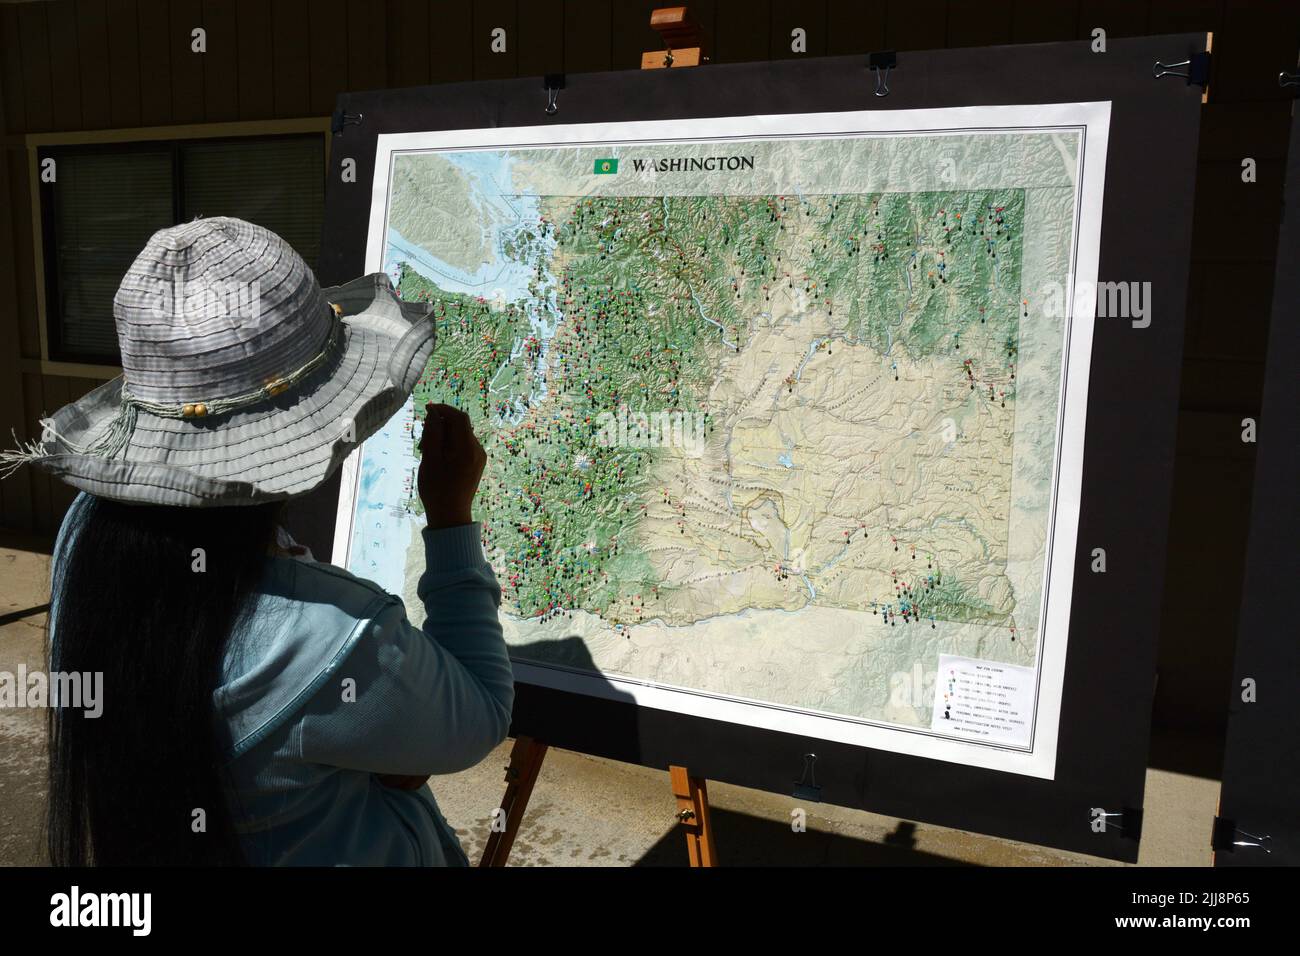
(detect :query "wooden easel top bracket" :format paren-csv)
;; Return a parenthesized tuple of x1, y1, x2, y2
(641, 5, 710, 70)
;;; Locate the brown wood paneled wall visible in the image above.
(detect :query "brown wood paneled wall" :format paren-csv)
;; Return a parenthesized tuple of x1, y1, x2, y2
(0, 1, 1295, 737)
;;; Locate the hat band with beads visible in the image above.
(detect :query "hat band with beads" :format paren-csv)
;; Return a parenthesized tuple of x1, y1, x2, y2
(123, 303, 345, 421)
(0, 302, 346, 475)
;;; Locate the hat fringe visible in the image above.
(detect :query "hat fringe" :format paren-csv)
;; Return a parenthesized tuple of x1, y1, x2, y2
(0, 430, 46, 480)
(0, 401, 139, 480)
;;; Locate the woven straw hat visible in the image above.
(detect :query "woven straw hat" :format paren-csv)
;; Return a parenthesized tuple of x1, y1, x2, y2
(0, 217, 435, 506)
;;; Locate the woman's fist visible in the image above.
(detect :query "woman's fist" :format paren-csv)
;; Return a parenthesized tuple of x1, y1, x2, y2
(417, 403, 487, 529)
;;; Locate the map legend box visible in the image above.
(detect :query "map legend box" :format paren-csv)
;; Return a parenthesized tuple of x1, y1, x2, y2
(931, 654, 1036, 748)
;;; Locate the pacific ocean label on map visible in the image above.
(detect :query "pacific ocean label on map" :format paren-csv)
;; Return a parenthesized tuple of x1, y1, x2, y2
(348, 116, 1091, 752)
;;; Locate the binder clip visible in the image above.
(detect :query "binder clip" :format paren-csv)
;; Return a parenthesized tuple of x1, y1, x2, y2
(868, 51, 896, 98)
(1091, 806, 1143, 840)
(1212, 817, 1272, 854)
(331, 108, 363, 136)
(543, 73, 565, 115)
(1152, 51, 1211, 89)
(1280, 70, 1300, 91)
(792, 753, 822, 802)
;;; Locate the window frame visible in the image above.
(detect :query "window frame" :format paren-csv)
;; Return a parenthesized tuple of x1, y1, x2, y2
(27, 118, 331, 377)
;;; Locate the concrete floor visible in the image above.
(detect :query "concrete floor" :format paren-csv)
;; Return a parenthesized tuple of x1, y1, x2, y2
(0, 536, 1219, 867)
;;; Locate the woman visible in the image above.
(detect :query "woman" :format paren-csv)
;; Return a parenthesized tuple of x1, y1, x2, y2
(1, 218, 513, 865)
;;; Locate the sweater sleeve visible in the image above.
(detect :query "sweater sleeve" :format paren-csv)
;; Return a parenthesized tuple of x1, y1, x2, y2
(295, 522, 515, 776)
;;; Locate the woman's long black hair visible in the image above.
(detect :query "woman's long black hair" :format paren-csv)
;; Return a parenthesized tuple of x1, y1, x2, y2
(47, 493, 282, 866)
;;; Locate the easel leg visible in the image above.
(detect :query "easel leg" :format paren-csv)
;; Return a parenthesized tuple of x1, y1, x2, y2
(479, 736, 548, 867)
(669, 765, 718, 866)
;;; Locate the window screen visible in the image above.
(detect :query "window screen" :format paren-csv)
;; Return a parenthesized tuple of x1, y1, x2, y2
(48, 149, 173, 360)
(41, 134, 325, 364)
(181, 137, 323, 266)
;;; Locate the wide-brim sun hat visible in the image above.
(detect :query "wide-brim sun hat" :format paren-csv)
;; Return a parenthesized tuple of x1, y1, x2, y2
(0, 217, 435, 506)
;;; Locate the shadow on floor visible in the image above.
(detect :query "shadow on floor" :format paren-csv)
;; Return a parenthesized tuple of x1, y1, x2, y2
(634, 810, 974, 866)
(0, 604, 49, 627)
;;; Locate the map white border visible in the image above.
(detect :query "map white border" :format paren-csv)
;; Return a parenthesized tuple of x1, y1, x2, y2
(336, 102, 1111, 780)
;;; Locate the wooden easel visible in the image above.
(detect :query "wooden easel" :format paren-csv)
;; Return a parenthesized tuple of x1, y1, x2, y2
(479, 736, 719, 867)
(640, 5, 710, 70)
(479, 4, 718, 870)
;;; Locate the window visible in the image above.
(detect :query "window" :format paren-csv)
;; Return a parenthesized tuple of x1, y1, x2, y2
(39, 134, 325, 365)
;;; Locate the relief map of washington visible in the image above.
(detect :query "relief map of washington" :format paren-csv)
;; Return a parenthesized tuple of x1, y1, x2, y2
(345, 114, 1092, 745)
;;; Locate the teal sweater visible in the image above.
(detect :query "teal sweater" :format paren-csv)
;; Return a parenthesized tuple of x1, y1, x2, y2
(51, 491, 515, 866)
